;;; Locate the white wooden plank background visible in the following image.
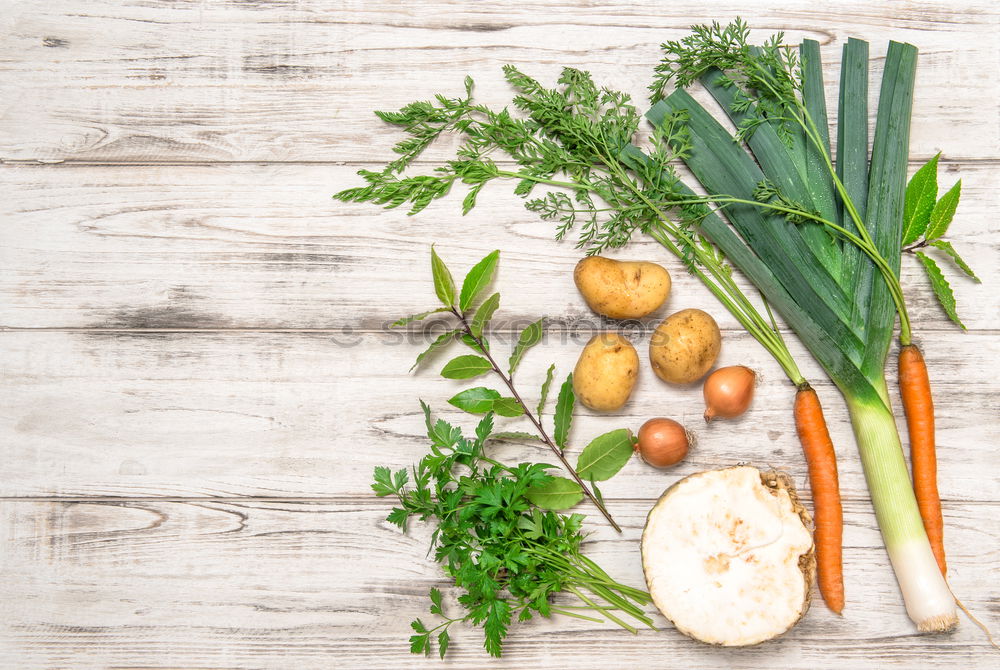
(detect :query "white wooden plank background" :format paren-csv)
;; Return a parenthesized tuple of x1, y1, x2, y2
(1, 1, 997, 668)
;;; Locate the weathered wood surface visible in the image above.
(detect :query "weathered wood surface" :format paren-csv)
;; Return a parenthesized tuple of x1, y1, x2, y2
(1, 1, 998, 668)
(1, 163, 995, 330)
(2, 330, 998, 500)
(0, 0, 998, 163)
(1, 499, 998, 669)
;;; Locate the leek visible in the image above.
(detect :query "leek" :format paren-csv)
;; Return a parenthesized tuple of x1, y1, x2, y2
(650, 27, 956, 631)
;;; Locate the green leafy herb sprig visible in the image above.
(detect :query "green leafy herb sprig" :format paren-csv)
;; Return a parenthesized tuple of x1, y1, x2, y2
(901, 154, 979, 328)
(374, 405, 653, 658)
(376, 247, 653, 658)
(395, 247, 638, 530)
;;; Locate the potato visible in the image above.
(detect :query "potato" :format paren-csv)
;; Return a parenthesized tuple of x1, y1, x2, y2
(649, 309, 721, 384)
(574, 256, 671, 319)
(573, 333, 639, 411)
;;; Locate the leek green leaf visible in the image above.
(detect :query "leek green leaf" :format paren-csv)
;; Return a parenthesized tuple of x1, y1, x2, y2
(652, 91, 880, 403)
(860, 41, 917, 382)
(800, 40, 841, 259)
(700, 71, 843, 284)
(653, 92, 863, 359)
(836, 38, 871, 329)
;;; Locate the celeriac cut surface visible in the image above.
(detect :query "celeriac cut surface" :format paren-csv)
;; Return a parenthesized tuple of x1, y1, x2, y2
(641, 466, 814, 646)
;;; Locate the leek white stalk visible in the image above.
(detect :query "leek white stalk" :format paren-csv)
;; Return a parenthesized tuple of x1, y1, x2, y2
(847, 399, 956, 630)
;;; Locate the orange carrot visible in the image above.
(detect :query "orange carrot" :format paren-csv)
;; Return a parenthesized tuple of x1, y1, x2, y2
(899, 344, 946, 576)
(794, 384, 844, 614)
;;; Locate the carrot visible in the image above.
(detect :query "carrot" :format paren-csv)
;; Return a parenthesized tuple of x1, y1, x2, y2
(794, 384, 844, 614)
(898, 344, 946, 576)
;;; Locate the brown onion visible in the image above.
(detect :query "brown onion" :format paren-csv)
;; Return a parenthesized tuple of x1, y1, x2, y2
(636, 418, 689, 468)
(703, 365, 756, 422)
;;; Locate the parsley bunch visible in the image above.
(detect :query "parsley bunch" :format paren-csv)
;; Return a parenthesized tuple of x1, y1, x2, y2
(375, 404, 653, 658)
(374, 247, 653, 657)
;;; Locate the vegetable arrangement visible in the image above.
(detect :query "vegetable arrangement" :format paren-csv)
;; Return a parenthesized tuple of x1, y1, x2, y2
(384, 245, 812, 656)
(647, 25, 970, 631)
(336, 23, 848, 614)
(344, 18, 984, 649)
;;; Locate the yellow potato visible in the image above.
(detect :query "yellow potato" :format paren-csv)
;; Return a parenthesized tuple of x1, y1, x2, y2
(649, 309, 721, 384)
(574, 256, 671, 319)
(573, 333, 639, 411)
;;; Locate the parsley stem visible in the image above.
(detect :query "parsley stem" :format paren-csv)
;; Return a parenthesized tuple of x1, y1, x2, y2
(566, 585, 639, 634)
(521, 542, 653, 612)
(424, 617, 463, 634)
(448, 307, 623, 532)
(549, 607, 605, 623)
(478, 455, 517, 473)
